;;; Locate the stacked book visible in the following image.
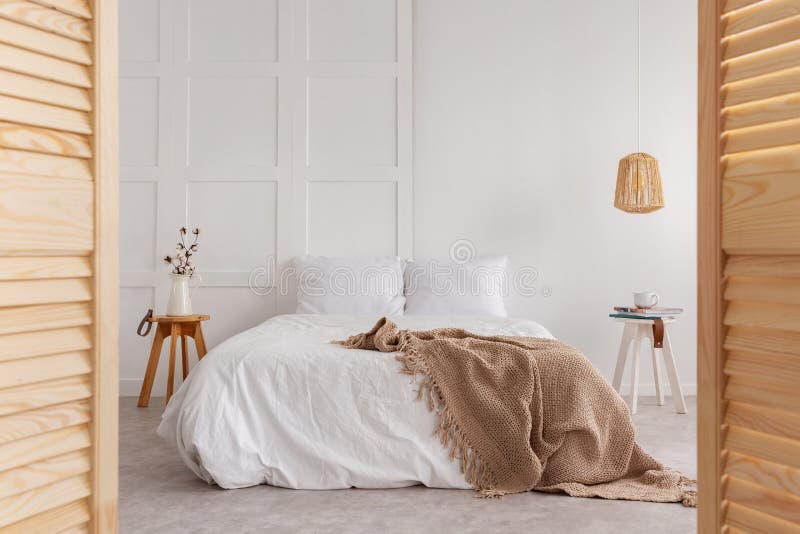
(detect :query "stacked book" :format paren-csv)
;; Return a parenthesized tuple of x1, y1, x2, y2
(609, 306, 684, 319)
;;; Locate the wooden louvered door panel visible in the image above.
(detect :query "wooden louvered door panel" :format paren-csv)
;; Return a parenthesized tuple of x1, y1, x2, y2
(0, 0, 118, 532)
(700, 0, 800, 532)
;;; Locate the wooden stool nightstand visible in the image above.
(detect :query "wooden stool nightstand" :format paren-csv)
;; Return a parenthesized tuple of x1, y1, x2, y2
(137, 314, 210, 407)
(611, 317, 687, 415)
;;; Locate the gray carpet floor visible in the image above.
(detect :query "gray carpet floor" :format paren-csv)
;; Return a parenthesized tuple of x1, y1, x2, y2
(120, 396, 696, 533)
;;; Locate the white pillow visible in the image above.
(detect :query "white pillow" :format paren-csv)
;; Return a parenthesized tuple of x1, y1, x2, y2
(404, 255, 508, 317)
(294, 256, 405, 315)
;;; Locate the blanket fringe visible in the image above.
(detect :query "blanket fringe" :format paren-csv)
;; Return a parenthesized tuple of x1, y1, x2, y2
(396, 331, 501, 498)
(679, 475, 697, 508)
(331, 333, 366, 348)
(478, 488, 507, 499)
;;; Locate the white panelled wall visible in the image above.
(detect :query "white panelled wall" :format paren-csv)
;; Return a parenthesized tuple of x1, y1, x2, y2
(119, 0, 697, 397)
(119, 0, 411, 395)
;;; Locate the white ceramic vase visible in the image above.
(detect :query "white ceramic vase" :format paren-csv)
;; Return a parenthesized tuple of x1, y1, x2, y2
(166, 273, 200, 316)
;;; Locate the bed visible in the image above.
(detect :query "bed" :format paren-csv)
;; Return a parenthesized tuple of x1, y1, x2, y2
(158, 313, 554, 490)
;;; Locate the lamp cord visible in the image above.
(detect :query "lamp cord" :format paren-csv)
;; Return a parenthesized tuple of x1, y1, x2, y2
(635, 0, 640, 153)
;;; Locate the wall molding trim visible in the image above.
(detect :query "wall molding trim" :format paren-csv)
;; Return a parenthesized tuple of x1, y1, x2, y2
(119, 0, 412, 394)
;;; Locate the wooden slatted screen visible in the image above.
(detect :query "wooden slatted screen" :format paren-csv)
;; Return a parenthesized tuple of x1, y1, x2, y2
(0, 0, 117, 532)
(700, 0, 800, 531)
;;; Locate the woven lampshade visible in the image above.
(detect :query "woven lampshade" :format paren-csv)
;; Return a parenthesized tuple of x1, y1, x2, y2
(614, 152, 664, 213)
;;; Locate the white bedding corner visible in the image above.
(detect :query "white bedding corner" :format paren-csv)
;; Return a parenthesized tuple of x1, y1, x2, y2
(157, 314, 554, 490)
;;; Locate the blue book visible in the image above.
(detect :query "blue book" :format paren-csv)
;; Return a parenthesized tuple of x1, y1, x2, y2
(609, 313, 680, 319)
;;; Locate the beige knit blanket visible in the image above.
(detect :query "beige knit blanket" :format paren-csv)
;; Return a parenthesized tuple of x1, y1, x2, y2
(335, 318, 696, 505)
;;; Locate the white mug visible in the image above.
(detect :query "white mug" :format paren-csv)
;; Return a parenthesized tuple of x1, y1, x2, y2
(634, 291, 660, 309)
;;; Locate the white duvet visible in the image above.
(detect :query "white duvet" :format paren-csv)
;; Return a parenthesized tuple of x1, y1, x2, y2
(158, 314, 554, 490)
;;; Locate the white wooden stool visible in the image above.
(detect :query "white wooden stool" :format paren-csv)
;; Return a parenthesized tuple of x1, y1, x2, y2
(612, 317, 687, 415)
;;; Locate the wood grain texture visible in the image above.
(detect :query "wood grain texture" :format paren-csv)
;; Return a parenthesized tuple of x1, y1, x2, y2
(0, 69, 90, 111)
(724, 300, 800, 332)
(91, 0, 119, 529)
(1, 499, 89, 534)
(726, 476, 800, 525)
(0, 122, 91, 157)
(0, 327, 91, 362)
(725, 375, 800, 412)
(724, 145, 800, 178)
(712, 0, 800, 529)
(0, 302, 92, 335)
(726, 325, 800, 356)
(698, 0, 725, 531)
(0, 94, 91, 134)
(723, 118, 800, 154)
(0, 42, 90, 88)
(725, 349, 800, 384)
(723, 0, 766, 14)
(0, 0, 90, 42)
(0, 2, 110, 527)
(0, 449, 90, 500)
(0, 256, 90, 280)
(725, 501, 800, 534)
(0, 399, 90, 445)
(726, 425, 800, 470)
(0, 147, 91, 179)
(148, 314, 210, 322)
(0, 279, 91, 307)
(0, 375, 91, 417)
(726, 275, 800, 304)
(724, 91, 800, 130)
(726, 451, 800, 498)
(0, 351, 91, 388)
(723, 173, 800, 254)
(726, 401, 800, 442)
(0, 175, 93, 253)
(0, 473, 90, 528)
(723, 0, 800, 37)
(0, 16, 90, 64)
(0, 424, 90, 473)
(723, 14, 800, 60)
(31, 0, 91, 19)
(723, 67, 800, 107)
(725, 255, 800, 277)
(724, 39, 800, 83)
(60, 523, 90, 534)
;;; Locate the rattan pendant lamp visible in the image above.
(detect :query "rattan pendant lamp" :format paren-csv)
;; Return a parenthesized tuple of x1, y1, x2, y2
(614, 0, 664, 214)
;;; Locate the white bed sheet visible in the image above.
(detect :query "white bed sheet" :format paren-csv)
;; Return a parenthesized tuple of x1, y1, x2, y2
(158, 314, 554, 490)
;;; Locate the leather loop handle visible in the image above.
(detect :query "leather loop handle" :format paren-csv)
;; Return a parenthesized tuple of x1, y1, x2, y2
(652, 318, 664, 348)
(137, 309, 154, 337)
